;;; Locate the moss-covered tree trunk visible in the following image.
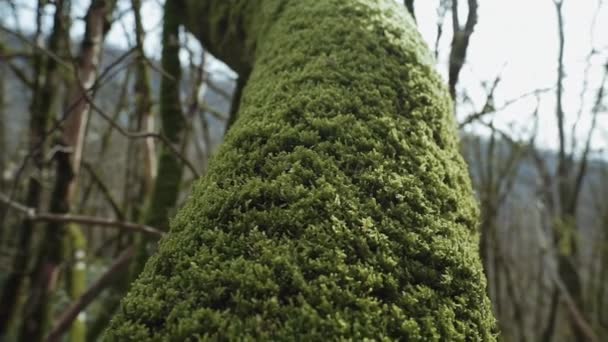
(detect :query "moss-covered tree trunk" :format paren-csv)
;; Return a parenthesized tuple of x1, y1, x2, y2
(106, 0, 495, 340)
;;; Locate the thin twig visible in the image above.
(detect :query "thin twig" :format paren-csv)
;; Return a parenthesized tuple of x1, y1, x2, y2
(459, 87, 554, 128)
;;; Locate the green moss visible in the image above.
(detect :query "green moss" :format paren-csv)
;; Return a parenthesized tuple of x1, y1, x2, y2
(104, 0, 496, 340)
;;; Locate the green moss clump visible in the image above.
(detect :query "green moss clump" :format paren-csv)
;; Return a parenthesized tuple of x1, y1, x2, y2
(104, 0, 496, 340)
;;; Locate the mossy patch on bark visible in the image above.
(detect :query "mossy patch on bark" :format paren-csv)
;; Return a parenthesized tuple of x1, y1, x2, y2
(104, 0, 496, 340)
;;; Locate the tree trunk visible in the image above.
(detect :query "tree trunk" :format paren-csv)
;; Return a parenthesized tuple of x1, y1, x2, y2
(141, 0, 186, 231)
(87, 2, 187, 337)
(105, 0, 495, 340)
(66, 224, 87, 342)
(132, 0, 157, 196)
(0, 61, 5, 193)
(21, 1, 114, 340)
(0, 0, 70, 337)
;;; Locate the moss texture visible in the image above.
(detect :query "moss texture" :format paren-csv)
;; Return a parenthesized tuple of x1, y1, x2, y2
(105, 0, 496, 340)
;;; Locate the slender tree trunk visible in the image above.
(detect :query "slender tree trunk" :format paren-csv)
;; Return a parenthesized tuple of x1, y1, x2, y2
(598, 230, 608, 329)
(448, 0, 478, 100)
(552, 2, 587, 339)
(87, 2, 187, 337)
(0, 1, 69, 338)
(66, 224, 87, 342)
(22, 1, 115, 340)
(105, 0, 495, 340)
(542, 288, 560, 342)
(0, 62, 5, 193)
(132, 0, 157, 196)
(141, 0, 186, 231)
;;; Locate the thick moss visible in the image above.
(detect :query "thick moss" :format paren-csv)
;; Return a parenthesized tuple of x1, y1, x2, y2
(104, 0, 496, 340)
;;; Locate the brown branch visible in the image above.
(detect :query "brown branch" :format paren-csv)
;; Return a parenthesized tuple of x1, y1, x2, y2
(0, 192, 164, 237)
(448, 0, 479, 99)
(44, 246, 135, 342)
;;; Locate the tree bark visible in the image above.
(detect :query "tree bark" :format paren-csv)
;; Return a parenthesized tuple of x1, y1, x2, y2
(550, 2, 588, 340)
(0, 61, 5, 193)
(0, 0, 70, 337)
(448, 0, 478, 100)
(132, 0, 157, 195)
(105, 0, 495, 340)
(141, 0, 186, 231)
(21, 1, 115, 340)
(87, 2, 187, 337)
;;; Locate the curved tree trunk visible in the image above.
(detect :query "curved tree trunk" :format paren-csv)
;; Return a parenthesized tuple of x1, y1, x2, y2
(105, 0, 495, 340)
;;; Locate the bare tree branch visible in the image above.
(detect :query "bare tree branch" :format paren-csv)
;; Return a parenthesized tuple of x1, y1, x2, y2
(459, 86, 553, 128)
(44, 247, 135, 342)
(0, 192, 164, 237)
(448, 0, 479, 99)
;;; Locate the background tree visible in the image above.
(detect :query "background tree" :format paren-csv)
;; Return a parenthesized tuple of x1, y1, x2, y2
(0, 0, 71, 337)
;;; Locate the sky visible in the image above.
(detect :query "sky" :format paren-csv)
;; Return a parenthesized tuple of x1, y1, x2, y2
(414, 0, 608, 155)
(3, 0, 608, 155)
